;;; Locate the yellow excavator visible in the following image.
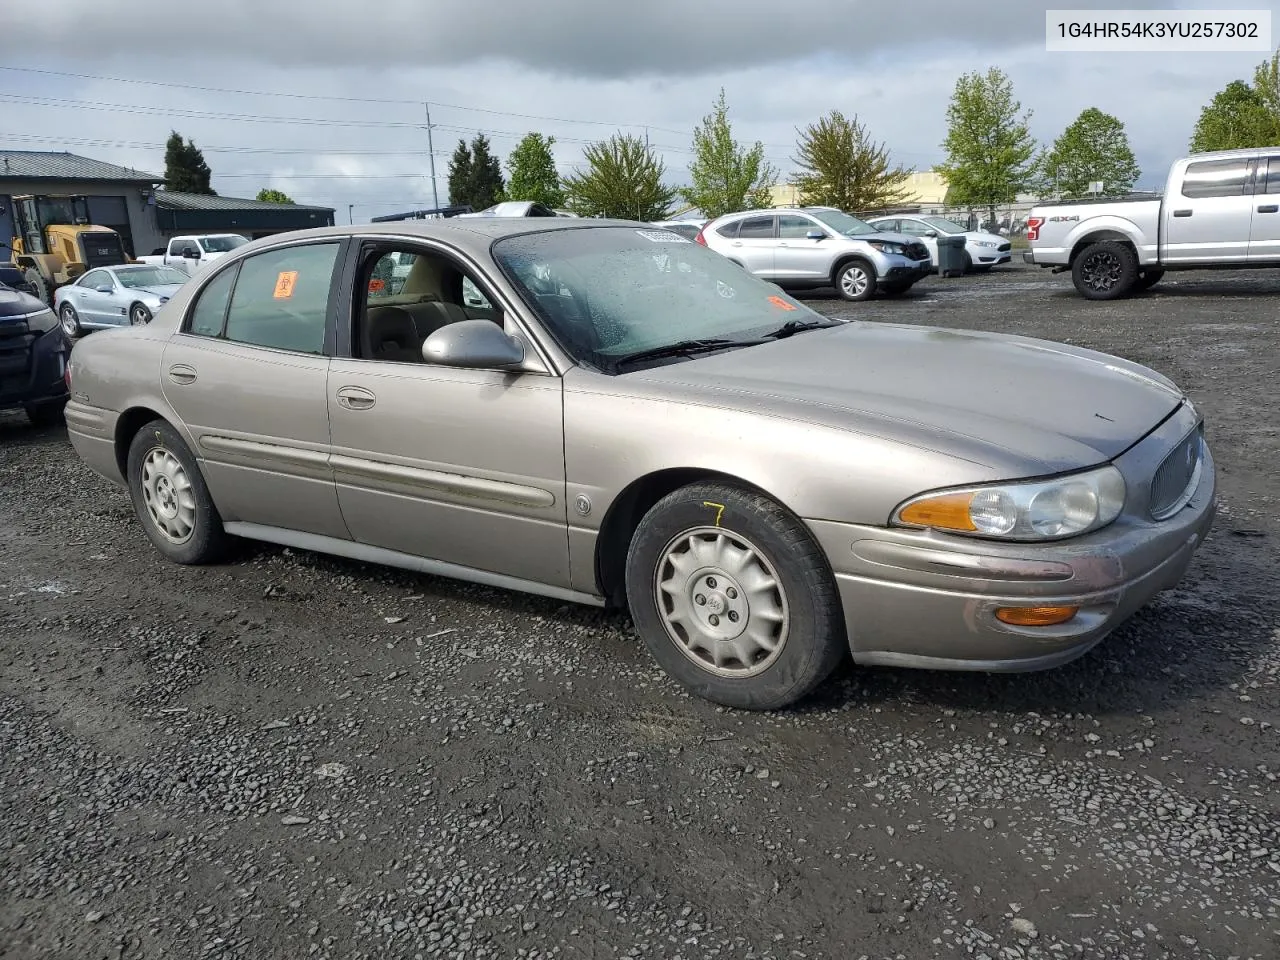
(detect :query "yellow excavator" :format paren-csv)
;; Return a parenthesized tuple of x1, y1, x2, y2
(2, 194, 130, 306)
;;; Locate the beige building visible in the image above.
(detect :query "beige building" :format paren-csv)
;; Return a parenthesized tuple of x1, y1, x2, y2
(769, 170, 947, 210)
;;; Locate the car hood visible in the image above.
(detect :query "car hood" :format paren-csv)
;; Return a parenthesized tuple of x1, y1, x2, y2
(628, 322, 1185, 472)
(848, 231, 917, 245)
(0, 285, 50, 322)
(961, 231, 1006, 243)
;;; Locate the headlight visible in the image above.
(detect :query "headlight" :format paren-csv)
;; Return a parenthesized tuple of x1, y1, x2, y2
(26, 308, 58, 335)
(974, 240, 998, 248)
(891, 465, 1127, 541)
(867, 240, 906, 255)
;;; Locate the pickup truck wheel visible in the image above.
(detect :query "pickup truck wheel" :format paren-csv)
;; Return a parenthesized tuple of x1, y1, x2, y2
(1136, 269, 1165, 291)
(624, 482, 847, 710)
(1072, 241, 1138, 300)
(835, 260, 877, 301)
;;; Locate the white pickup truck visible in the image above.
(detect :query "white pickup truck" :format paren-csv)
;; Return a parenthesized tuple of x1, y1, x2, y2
(1025, 147, 1280, 300)
(137, 234, 250, 276)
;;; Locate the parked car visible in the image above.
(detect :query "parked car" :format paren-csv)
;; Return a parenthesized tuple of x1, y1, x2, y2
(63, 218, 1214, 710)
(651, 220, 707, 241)
(866, 214, 1012, 271)
(697, 207, 933, 300)
(54, 264, 189, 336)
(1025, 147, 1280, 300)
(137, 234, 250, 276)
(0, 281, 69, 425)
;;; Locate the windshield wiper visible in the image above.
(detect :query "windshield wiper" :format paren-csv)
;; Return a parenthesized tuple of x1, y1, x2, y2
(763, 317, 844, 339)
(612, 337, 747, 368)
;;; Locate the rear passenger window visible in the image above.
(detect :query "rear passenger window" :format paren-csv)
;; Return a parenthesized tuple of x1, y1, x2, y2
(1181, 159, 1251, 199)
(222, 243, 340, 354)
(186, 267, 236, 337)
(737, 216, 775, 239)
(715, 221, 740, 239)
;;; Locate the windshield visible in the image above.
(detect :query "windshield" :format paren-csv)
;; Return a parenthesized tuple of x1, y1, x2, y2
(116, 266, 188, 288)
(921, 216, 969, 234)
(493, 226, 833, 371)
(199, 235, 249, 253)
(809, 210, 877, 236)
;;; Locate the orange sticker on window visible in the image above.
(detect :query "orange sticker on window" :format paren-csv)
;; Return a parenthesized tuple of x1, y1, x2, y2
(768, 295, 796, 311)
(368, 278, 386, 294)
(273, 271, 299, 299)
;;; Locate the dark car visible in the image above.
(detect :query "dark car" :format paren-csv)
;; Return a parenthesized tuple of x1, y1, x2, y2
(0, 281, 70, 425)
(0, 262, 39, 297)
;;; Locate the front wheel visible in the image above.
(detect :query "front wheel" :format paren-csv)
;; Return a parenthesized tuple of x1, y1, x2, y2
(624, 483, 847, 710)
(835, 260, 877, 301)
(59, 302, 82, 338)
(1072, 241, 1138, 300)
(126, 419, 230, 565)
(130, 303, 152, 326)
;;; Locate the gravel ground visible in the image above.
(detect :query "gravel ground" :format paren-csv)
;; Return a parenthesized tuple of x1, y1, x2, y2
(2, 263, 1277, 960)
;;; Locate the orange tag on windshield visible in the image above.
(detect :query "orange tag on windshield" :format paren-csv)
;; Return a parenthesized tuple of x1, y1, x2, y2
(368, 278, 386, 293)
(273, 271, 298, 299)
(768, 295, 796, 311)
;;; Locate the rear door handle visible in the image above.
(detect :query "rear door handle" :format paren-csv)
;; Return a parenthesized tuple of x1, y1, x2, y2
(1259, 204, 1279, 213)
(336, 385, 376, 410)
(1172, 209, 1193, 217)
(166, 363, 196, 384)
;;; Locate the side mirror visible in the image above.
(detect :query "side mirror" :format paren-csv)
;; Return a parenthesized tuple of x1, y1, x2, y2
(94, 284, 113, 293)
(423, 319, 525, 369)
(183, 248, 201, 259)
(924, 230, 938, 238)
(805, 229, 825, 241)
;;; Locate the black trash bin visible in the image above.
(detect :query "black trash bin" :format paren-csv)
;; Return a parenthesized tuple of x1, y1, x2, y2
(934, 235, 967, 277)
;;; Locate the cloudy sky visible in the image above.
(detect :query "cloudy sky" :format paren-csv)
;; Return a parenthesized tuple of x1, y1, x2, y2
(2, 0, 1277, 219)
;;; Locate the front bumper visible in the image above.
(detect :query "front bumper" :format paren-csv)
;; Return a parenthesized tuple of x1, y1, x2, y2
(881, 255, 934, 283)
(805, 406, 1216, 671)
(0, 327, 69, 412)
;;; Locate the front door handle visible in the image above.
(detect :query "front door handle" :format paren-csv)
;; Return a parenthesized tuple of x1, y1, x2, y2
(167, 363, 196, 385)
(1259, 204, 1279, 213)
(1172, 209, 1193, 217)
(336, 385, 376, 410)
(731, 241, 743, 246)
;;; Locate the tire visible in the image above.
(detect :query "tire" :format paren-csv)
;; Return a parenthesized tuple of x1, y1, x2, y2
(834, 259, 877, 302)
(624, 482, 847, 710)
(24, 399, 65, 427)
(130, 303, 152, 326)
(1072, 241, 1138, 300)
(59, 302, 82, 338)
(125, 419, 230, 565)
(25, 268, 52, 308)
(1136, 269, 1165, 291)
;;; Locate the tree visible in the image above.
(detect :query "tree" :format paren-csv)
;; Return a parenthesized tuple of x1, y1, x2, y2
(163, 130, 215, 195)
(935, 68, 1037, 227)
(1189, 80, 1280, 152)
(503, 133, 564, 208)
(789, 110, 910, 213)
(255, 188, 295, 204)
(680, 89, 778, 218)
(1035, 107, 1139, 198)
(447, 134, 506, 209)
(1252, 45, 1280, 122)
(561, 133, 676, 220)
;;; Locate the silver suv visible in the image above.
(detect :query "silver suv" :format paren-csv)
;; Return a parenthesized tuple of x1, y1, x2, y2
(696, 207, 933, 301)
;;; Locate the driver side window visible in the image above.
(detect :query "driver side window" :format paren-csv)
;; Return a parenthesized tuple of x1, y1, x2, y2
(355, 247, 504, 364)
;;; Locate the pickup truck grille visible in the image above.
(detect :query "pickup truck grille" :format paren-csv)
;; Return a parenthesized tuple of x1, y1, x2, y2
(904, 242, 930, 261)
(1150, 426, 1203, 520)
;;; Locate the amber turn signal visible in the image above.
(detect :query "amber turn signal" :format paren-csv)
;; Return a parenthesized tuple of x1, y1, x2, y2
(994, 605, 1080, 626)
(897, 492, 978, 531)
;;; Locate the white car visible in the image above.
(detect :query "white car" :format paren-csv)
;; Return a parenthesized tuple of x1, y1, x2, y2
(867, 215, 1012, 272)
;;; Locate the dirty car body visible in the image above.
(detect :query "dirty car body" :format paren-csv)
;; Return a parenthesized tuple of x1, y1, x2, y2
(62, 218, 1215, 710)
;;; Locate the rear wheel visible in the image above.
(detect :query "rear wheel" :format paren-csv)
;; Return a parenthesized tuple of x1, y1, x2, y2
(126, 419, 230, 565)
(1072, 241, 1138, 300)
(624, 482, 846, 710)
(835, 260, 877, 301)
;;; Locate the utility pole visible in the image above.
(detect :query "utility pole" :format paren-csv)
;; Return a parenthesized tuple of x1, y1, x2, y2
(425, 102, 440, 210)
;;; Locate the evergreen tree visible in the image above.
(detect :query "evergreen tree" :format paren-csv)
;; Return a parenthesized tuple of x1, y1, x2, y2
(164, 130, 215, 195)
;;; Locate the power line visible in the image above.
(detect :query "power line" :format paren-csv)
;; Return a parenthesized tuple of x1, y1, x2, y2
(0, 65, 690, 136)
